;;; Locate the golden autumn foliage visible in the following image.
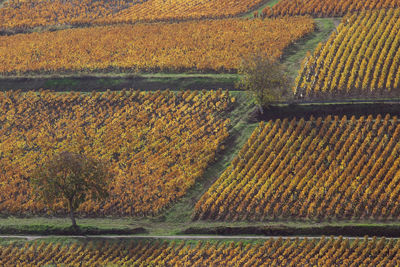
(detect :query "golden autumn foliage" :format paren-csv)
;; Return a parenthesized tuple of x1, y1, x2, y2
(0, 0, 265, 30)
(1, 237, 400, 266)
(0, 17, 315, 74)
(261, 0, 400, 17)
(0, 89, 232, 216)
(0, 0, 137, 31)
(294, 9, 400, 98)
(194, 114, 400, 221)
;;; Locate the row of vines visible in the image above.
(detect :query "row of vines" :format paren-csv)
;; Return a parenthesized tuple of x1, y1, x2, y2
(194, 114, 400, 221)
(0, 17, 314, 74)
(0, 0, 265, 31)
(0, 89, 232, 216)
(3, 0, 399, 30)
(262, 0, 400, 18)
(294, 9, 400, 98)
(1, 237, 399, 266)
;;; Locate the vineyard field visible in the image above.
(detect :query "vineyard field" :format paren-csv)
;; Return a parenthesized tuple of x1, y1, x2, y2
(2, 0, 400, 255)
(294, 9, 400, 98)
(262, 0, 400, 17)
(194, 115, 400, 221)
(1, 237, 400, 266)
(0, 0, 266, 31)
(0, 17, 315, 75)
(0, 89, 232, 216)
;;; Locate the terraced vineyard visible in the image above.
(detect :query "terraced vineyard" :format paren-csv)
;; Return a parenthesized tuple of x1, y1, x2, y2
(0, 89, 232, 216)
(294, 9, 400, 98)
(2, 0, 400, 263)
(1, 237, 400, 266)
(262, 0, 400, 17)
(0, 17, 314, 74)
(194, 115, 400, 221)
(0, 0, 266, 31)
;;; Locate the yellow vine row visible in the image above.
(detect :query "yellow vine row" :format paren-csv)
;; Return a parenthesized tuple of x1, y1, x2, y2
(0, 0, 265, 30)
(0, 17, 315, 74)
(293, 9, 400, 98)
(194, 114, 400, 221)
(1, 237, 400, 266)
(261, 0, 400, 17)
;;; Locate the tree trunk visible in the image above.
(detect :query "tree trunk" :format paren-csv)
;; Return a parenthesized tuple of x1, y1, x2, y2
(68, 199, 78, 230)
(258, 104, 264, 115)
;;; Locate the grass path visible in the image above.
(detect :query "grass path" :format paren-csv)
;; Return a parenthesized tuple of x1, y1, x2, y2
(242, 0, 280, 18)
(282, 17, 341, 83)
(161, 91, 258, 224)
(0, 73, 239, 91)
(2, 218, 400, 236)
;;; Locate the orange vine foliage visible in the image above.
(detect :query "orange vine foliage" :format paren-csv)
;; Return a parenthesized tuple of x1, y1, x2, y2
(261, 0, 400, 17)
(0, 0, 265, 30)
(0, 89, 232, 216)
(194, 115, 400, 221)
(0, 17, 315, 74)
(294, 9, 400, 98)
(0, 0, 138, 31)
(1, 237, 400, 266)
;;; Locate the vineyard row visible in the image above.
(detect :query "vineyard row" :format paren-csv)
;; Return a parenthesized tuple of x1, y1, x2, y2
(0, 17, 315, 74)
(0, 0, 265, 31)
(1, 237, 399, 266)
(195, 114, 400, 221)
(261, 0, 400, 18)
(294, 9, 400, 98)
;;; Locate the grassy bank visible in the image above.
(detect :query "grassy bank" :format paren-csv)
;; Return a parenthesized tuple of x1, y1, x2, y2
(282, 17, 341, 82)
(3, 217, 400, 237)
(0, 73, 239, 92)
(259, 102, 400, 120)
(242, 0, 280, 18)
(0, 223, 146, 236)
(183, 224, 400, 238)
(160, 91, 258, 224)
